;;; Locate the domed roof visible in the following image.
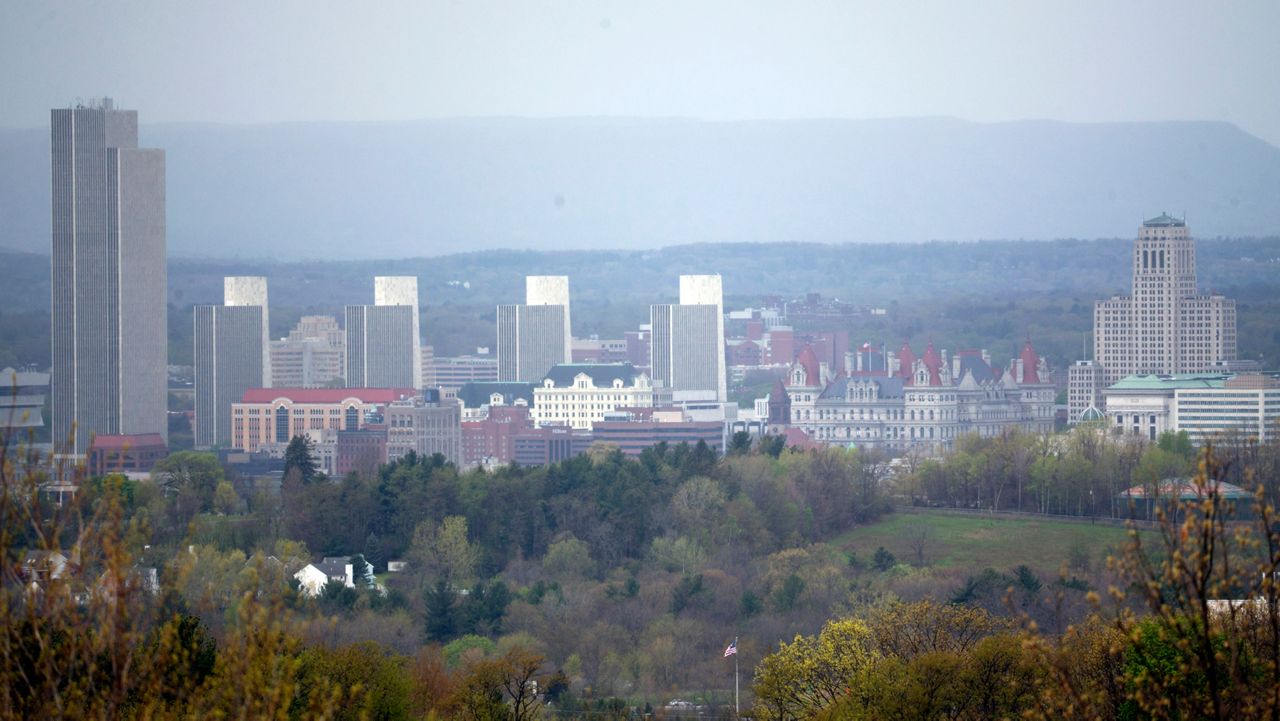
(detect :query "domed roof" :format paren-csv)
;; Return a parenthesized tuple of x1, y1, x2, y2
(1081, 406, 1104, 422)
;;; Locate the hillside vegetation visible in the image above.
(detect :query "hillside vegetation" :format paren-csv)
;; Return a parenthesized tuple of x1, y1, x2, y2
(2, 236, 1279, 370)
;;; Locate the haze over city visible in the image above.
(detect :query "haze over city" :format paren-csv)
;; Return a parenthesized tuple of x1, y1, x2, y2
(3, 3, 1280, 720)
(2, 1, 1280, 258)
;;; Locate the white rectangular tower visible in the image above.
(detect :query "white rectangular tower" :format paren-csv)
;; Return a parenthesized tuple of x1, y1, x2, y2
(651, 274, 727, 402)
(373, 276, 423, 390)
(497, 275, 572, 382)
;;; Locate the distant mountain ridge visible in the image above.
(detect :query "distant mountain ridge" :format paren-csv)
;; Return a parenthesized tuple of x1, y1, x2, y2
(1, 116, 1278, 259)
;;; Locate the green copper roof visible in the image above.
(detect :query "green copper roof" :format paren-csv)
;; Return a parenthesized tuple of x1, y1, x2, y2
(1080, 406, 1105, 422)
(1108, 374, 1227, 391)
(1143, 212, 1185, 228)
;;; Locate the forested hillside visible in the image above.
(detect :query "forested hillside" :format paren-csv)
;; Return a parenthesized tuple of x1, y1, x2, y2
(7, 427, 1280, 717)
(2, 236, 1279, 371)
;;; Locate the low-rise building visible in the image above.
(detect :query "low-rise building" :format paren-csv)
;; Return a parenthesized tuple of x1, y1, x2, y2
(776, 340, 1055, 453)
(88, 433, 169, 475)
(593, 413, 726, 456)
(335, 428, 388, 478)
(512, 426, 594, 466)
(431, 355, 499, 393)
(532, 363, 668, 430)
(385, 391, 462, 464)
(456, 382, 536, 421)
(463, 404, 534, 467)
(231, 387, 416, 452)
(1, 367, 49, 447)
(1103, 372, 1280, 444)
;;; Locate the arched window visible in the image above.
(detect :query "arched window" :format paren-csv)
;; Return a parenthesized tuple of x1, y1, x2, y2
(345, 406, 359, 431)
(275, 406, 290, 443)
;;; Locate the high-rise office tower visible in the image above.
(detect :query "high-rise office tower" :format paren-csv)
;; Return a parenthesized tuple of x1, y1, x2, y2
(194, 277, 269, 448)
(650, 274, 727, 402)
(1093, 215, 1237, 386)
(497, 275, 572, 382)
(346, 276, 422, 389)
(51, 99, 167, 455)
(270, 315, 345, 388)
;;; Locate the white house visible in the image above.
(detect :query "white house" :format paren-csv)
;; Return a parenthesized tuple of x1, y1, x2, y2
(293, 557, 354, 597)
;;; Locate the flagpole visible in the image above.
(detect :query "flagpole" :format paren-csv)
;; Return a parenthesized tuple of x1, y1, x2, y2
(734, 635, 739, 718)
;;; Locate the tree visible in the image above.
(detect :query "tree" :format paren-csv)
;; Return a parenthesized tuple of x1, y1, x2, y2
(445, 647, 546, 721)
(283, 435, 320, 485)
(872, 546, 896, 571)
(1025, 443, 1280, 720)
(904, 519, 933, 566)
(729, 431, 753, 455)
(753, 618, 879, 719)
(295, 642, 413, 721)
(542, 534, 593, 580)
(863, 599, 1005, 660)
(411, 516, 479, 589)
(363, 532, 383, 573)
(423, 579, 458, 643)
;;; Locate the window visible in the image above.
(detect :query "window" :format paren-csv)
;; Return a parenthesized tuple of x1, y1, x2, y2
(275, 406, 290, 443)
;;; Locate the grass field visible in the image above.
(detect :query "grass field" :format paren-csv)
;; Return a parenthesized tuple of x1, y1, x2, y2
(834, 510, 1142, 573)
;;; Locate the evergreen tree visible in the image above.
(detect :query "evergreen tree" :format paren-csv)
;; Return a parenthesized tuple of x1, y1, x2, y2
(423, 579, 457, 642)
(363, 533, 383, 573)
(729, 430, 754, 455)
(283, 435, 320, 484)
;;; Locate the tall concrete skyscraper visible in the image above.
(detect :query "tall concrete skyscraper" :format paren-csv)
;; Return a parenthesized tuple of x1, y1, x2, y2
(1093, 215, 1237, 386)
(650, 274, 727, 402)
(51, 99, 167, 455)
(497, 275, 571, 382)
(346, 276, 422, 389)
(194, 277, 269, 448)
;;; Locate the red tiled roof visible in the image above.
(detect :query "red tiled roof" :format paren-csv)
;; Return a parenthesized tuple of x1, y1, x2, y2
(1019, 340, 1041, 384)
(239, 388, 418, 404)
(921, 342, 943, 386)
(90, 433, 166, 450)
(896, 341, 916, 384)
(787, 345, 821, 387)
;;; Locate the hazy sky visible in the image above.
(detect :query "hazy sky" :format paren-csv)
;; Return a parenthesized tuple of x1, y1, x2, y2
(3, 1, 1279, 145)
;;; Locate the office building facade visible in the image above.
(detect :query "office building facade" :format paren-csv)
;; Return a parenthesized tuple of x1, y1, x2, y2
(51, 99, 167, 455)
(385, 392, 463, 464)
(1102, 373, 1280, 444)
(650, 274, 727, 402)
(531, 363, 668, 431)
(230, 387, 415, 452)
(497, 276, 572, 382)
(1093, 215, 1237, 388)
(270, 315, 345, 388)
(346, 276, 422, 390)
(195, 277, 270, 448)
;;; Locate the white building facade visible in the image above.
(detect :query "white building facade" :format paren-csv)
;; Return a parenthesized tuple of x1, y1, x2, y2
(532, 363, 664, 430)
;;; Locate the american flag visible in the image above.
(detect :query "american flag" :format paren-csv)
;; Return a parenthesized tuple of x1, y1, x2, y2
(723, 640, 737, 657)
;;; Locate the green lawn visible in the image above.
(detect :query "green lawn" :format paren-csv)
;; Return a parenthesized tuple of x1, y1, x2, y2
(835, 510, 1142, 573)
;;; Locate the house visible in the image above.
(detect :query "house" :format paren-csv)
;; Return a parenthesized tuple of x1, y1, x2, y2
(293, 556, 355, 597)
(21, 550, 73, 585)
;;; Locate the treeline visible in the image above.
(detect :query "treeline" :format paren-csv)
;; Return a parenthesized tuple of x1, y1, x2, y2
(899, 427, 1280, 517)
